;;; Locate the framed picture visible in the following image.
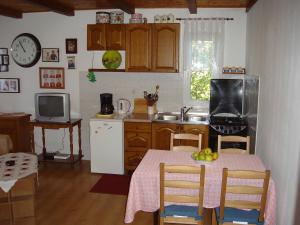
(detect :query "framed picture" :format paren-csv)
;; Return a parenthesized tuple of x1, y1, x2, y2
(1, 55, 9, 65)
(0, 65, 8, 72)
(0, 48, 8, 55)
(0, 78, 20, 93)
(67, 56, 75, 69)
(39, 67, 65, 89)
(66, 39, 77, 54)
(42, 48, 59, 62)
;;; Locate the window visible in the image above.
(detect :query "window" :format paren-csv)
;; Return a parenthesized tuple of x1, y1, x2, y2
(183, 20, 225, 108)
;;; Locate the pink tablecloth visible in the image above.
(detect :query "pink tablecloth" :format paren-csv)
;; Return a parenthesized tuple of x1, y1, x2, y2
(125, 150, 276, 225)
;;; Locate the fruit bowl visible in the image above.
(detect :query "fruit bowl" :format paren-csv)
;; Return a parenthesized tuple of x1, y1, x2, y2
(191, 148, 218, 164)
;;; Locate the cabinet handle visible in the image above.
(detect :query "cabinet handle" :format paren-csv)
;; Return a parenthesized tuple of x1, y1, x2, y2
(107, 126, 112, 130)
(95, 131, 98, 134)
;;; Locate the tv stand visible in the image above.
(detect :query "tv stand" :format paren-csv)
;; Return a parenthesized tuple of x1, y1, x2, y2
(29, 119, 82, 164)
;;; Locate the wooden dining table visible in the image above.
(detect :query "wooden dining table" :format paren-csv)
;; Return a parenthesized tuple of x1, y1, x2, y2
(124, 149, 276, 225)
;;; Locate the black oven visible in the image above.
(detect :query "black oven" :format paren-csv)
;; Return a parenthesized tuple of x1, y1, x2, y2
(209, 116, 248, 152)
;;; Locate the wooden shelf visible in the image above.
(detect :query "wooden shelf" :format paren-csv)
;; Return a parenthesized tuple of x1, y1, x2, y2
(88, 69, 125, 72)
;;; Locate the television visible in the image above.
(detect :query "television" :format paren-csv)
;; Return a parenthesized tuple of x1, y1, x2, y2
(35, 93, 70, 122)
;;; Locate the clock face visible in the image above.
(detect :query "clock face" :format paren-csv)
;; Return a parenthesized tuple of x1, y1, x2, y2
(11, 33, 41, 67)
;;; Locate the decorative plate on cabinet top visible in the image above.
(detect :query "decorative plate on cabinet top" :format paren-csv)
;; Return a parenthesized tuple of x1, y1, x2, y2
(102, 50, 122, 69)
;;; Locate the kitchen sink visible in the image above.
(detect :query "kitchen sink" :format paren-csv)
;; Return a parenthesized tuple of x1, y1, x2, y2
(154, 112, 208, 124)
(184, 115, 207, 122)
(155, 113, 179, 121)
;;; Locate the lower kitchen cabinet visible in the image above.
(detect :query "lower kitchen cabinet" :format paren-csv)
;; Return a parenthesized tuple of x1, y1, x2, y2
(181, 124, 209, 149)
(124, 122, 151, 171)
(151, 123, 179, 150)
(124, 121, 209, 171)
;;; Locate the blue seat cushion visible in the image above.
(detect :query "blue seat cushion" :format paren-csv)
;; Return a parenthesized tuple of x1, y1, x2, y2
(215, 207, 264, 225)
(160, 205, 202, 221)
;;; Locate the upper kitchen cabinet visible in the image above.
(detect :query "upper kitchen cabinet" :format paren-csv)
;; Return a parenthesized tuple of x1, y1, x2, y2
(87, 24, 125, 50)
(106, 24, 126, 50)
(87, 24, 106, 50)
(126, 24, 152, 72)
(152, 24, 179, 72)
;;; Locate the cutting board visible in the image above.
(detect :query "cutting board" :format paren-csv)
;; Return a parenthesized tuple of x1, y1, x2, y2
(133, 98, 157, 114)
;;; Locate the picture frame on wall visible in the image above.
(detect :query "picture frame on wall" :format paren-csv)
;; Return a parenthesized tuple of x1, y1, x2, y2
(67, 56, 75, 69)
(0, 65, 8, 72)
(42, 48, 59, 62)
(0, 48, 8, 55)
(2, 55, 9, 65)
(39, 67, 65, 89)
(66, 39, 77, 54)
(0, 78, 20, 93)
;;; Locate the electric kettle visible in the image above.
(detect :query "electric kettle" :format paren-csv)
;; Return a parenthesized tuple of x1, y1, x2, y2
(117, 99, 131, 114)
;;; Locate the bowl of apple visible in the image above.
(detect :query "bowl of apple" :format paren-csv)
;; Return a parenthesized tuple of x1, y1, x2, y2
(191, 148, 218, 164)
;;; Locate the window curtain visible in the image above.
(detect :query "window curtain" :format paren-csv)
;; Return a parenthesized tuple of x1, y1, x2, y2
(183, 19, 225, 77)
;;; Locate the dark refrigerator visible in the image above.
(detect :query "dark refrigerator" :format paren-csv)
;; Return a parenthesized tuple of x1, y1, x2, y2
(209, 76, 259, 153)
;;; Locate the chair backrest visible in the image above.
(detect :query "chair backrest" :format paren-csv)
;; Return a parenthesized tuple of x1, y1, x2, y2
(219, 168, 271, 223)
(170, 133, 202, 152)
(217, 135, 250, 154)
(160, 163, 205, 224)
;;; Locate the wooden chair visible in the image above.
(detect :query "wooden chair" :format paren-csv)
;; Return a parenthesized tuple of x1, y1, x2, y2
(215, 168, 271, 225)
(170, 133, 202, 152)
(159, 163, 205, 225)
(217, 135, 250, 154)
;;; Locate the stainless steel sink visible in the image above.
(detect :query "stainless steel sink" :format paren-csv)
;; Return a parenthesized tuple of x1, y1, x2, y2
(154, 112, 208, 124)
(155, 113, 179, 121)
(184, 115, 207, 122)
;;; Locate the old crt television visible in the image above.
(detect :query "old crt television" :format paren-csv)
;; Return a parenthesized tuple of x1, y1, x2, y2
(35, 93, 70, 122)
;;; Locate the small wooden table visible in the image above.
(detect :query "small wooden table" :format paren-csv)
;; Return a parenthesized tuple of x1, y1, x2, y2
(29, 119, 82, 164)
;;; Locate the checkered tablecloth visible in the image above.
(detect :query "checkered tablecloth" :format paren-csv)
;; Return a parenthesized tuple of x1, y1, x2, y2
(124, 150, 276, 225)
(0, 153, 38, 192)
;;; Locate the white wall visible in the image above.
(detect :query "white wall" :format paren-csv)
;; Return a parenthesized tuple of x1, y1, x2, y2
(246, 0, 300, 224)
(0, 8, 247, 158)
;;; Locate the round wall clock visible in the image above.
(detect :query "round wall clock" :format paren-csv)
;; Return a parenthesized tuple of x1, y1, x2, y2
(11, 33, 41, 68)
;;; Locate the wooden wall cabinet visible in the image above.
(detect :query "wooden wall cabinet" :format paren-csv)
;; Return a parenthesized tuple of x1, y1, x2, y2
(0, 114, 31, 153)
(152, 24, 179, 72)
(126, 23, 180, 72)
(87, 24, 125, 50)
(124, 122, 151, 171)
(125, 24, 152, 72)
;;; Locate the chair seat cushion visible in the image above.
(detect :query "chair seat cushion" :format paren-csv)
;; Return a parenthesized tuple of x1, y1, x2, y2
(160, 204, 202, 221)
(215, 207, 264, 225)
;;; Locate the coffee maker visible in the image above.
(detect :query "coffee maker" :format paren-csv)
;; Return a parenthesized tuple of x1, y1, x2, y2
(100, 93, 114, 114)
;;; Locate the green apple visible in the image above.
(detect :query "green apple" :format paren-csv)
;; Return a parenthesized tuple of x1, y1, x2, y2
(205, 154, 213, 161)
(212, 152, 219, 160)
(192, 151, 198, 159)
(204, 148, 212, 155)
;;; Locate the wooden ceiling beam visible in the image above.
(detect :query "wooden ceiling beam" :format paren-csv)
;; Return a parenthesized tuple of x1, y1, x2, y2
(186, 0, 197, 14)
(246, 0, 258, 12)
(26, 0, 74, 16)
(98, 0, 135, 14)
(0, 5, 22, 18)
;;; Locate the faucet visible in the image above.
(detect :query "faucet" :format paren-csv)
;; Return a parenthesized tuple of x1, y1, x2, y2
(180, 106, 192, 121)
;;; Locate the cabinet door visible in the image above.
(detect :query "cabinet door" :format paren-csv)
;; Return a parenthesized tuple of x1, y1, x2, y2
(106, 24, 126, 50)
(152, 123, 179, 150)
(126, 24, 152, 72)
(181, 124, 209, 149)
(152, 24, 179, 72)
(87, 24, 106, 50)
(125, 132, 151, 152)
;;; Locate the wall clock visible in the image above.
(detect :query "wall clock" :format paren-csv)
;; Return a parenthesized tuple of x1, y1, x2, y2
(11, 33, 41, 68)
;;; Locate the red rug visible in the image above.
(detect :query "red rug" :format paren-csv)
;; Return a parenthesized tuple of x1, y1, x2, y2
(90, 174, 131, 196)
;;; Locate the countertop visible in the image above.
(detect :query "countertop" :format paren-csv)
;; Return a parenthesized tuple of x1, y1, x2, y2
(90, 113, 209, 125)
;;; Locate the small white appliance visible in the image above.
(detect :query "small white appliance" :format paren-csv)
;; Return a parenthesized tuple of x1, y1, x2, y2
(117, 98, 131, 114)
(90, 118, 124, 174)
